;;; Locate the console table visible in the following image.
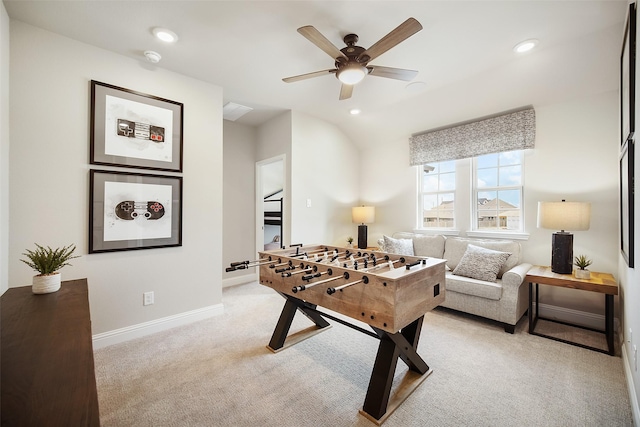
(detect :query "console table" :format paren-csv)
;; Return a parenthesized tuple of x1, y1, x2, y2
(526, 265, 618, 355)
(1, 278, 100, 426)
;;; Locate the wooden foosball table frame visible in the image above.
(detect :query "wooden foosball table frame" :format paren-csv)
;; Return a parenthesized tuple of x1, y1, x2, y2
(229, 244, 445, 424)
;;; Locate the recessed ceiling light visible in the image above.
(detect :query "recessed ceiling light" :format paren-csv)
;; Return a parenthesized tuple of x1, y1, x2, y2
(152, 27, 178, 43)
(513, 39, 538, 53)
(349, 108, 361, 115)
(144, 50, 162, 63)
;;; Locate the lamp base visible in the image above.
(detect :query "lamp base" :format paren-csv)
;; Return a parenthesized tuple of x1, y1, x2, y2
(358, 224, 368, 249)
(551, 232, 573, 274)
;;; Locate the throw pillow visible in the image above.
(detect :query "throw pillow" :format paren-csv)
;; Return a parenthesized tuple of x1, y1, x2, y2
(452, 244, 511, 283)
(382, 235, 414, 256)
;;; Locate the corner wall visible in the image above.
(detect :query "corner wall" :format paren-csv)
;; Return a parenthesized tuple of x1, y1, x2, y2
(9, 21, 223, 336)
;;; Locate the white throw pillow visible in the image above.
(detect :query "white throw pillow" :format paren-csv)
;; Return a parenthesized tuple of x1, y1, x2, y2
(382, 235, 414, 256)
(452, 244, 511, 283)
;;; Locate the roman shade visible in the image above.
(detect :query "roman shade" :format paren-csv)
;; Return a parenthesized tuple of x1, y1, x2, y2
(409, 107, 536, 165)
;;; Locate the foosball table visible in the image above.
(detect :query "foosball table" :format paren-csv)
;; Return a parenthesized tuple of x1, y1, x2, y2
(227, 244, 445, 424)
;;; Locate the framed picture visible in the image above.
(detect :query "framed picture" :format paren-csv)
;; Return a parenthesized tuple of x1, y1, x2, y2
(90, 80, 184, 172)
(620, 139, 635, 267)
(621, 3, 636, 146)
(89, 170, 182, 253)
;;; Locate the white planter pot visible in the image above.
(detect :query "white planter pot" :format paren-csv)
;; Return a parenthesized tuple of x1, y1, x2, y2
(575, 269, 591, 280)
(32, 273, 61, 294)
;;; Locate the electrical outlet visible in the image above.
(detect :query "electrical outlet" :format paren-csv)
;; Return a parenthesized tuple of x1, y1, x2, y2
(630, 328, 633, 344)
(143, 291, 154, 306)
(634, 345, 637, 372)
(306, 198, 312, 208)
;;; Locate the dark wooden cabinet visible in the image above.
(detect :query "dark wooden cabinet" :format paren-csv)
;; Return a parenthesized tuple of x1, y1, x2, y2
(1, 278, 100, 426)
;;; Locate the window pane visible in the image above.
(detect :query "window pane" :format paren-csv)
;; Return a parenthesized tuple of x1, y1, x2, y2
(477, 168, 497, 188)
(422, 193, 454, 228)
(422, 173, 439, 191)
(499, 151, 520, 166)
(477, 153, 498, 168)
(439, 172, 456, 191)
(499, 165, 521, 186)
(439, 160, 456, 173)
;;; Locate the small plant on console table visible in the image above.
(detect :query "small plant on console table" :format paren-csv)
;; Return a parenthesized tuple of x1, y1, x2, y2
(574, 254, 592, 280)
(347, 236, 354, 248)
(21, 244, 80, 294)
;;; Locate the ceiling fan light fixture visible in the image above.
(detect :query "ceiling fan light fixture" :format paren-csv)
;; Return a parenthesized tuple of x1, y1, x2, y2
(337, 63, 367, 85)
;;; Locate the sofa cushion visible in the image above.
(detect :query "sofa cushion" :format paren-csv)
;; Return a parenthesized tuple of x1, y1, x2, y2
(452, 244, 511, 283)
(445, 272, 503, 300)
(411, 235, 446, 258)
(382, 235, 414, 256)
(444, 237, 520, 278)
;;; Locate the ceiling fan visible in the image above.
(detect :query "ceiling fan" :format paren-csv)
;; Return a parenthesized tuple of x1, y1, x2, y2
(282, 18, 423, 100)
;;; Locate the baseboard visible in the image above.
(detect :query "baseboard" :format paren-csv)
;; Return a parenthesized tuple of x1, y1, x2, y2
(621, 342, 640, 425)
(92, 303, 224, 349)
(222, 272, 257, 288)
(534, 302, 608, 330)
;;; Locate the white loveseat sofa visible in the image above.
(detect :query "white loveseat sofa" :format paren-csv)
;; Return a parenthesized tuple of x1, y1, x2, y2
(378, 232, 532, 333)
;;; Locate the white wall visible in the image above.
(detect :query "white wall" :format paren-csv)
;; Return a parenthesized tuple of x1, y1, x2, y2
(9, 21, 223, 335)
(361, 90, 619, 318)
(0, 3, 9, 296)
(290, 111, 359, 246)
(222, 120, 256, 286)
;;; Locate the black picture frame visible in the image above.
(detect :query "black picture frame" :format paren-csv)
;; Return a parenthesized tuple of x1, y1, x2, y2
(622, 3, 636, 146)
(620, 139, 635, 267)
(90, 80, 184, 172)
(89, 170, 183, 253)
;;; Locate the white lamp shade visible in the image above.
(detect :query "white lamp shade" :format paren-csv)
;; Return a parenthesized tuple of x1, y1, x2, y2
(537, 201, 591, 231)
(352, 206, 375, 224)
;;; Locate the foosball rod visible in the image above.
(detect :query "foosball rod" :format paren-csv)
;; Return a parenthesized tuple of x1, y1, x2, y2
(361, 257, 406, 273)
(282, 265, 317, 277)
(327, 276, 369, 295)
(292, 271, 348, 293)
(225, 258, 277, 272)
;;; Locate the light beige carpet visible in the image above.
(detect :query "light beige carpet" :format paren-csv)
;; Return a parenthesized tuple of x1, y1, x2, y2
(94, 282, 633, 426)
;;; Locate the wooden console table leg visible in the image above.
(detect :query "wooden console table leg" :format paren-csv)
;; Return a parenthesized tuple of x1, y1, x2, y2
(606, 294, 614, 356)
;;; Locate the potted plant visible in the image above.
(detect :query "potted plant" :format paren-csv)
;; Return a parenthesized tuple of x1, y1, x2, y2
(347, 236, 354, 248)
(21, 244, 79, 294)
(574, 255, 592, 280)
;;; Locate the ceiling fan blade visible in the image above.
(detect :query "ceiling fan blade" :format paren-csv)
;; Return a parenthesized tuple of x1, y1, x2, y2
(297, 26, 348, 60)
(339, 84, 353, 100)
(361, 17, 423, 62)
(282, 69, 336, 83)
(368, 65, 418, 81)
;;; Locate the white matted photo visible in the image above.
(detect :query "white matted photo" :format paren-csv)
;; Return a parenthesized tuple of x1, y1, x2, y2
(90, 170, 182, 253)
(90, 80, 183, 172)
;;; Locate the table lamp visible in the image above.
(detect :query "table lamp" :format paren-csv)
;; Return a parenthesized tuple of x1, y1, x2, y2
(537, 200, 591, 274)
(352, 206, 375, 249)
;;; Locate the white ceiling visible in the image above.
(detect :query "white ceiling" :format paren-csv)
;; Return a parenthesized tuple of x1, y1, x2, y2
(4, 0, 629, 147)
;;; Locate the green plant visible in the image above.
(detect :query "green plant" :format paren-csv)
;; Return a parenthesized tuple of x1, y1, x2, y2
(347, 236, 354, 244)
(20, 244, 79, 276)
(574, 254, 592, 270)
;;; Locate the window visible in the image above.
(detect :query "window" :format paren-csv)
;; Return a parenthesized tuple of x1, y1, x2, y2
(416, 150, 525, 235)
(473, 151, 523, 232)
(419, 160, 456, 229)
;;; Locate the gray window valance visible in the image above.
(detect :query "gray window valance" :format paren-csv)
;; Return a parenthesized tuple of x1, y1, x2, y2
(409, 107, 536, 166)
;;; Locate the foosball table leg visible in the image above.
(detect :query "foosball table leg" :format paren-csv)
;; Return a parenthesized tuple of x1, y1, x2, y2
(361, 316, 430, 424)
(268, 294, 331, 351)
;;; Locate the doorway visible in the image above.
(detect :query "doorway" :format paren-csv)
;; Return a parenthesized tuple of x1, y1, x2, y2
(256, 155, 285, 254)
